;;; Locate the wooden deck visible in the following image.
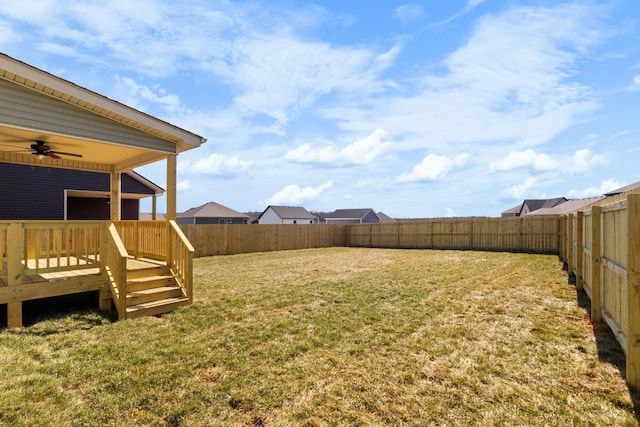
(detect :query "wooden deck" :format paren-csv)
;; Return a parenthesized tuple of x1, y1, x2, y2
(0, 257, 165, 287)
(1, 220, 194, 327)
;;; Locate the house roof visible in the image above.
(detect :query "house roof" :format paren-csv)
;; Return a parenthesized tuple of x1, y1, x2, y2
(0, 53, 205, 150)
(139, 212, 167, 220)
(524, 196, 605, 215)
(0, 53, 206, 172)
(502, 204, 523, 215)
(376, 211, 396, 223)
(261, 205, 316, 220)
(325, 208, 377, 220)
(522, 197, 567, 213)
(604, 180, 640, 196)
(178, 201, 248, 219)
(128, 170, 164, 196)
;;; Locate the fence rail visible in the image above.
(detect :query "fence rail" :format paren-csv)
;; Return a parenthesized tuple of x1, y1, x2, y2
(561, 194, 640, 388)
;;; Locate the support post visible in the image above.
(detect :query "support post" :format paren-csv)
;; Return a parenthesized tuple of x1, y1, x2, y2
(627, 194, 640, 388)
(152, 195, 157, 220)
(110, 171, 121, 221)
(591, 206, 602, 322)
(7, 223, 23, 327)
(98, 223, 112, 312)
(166, 155, 177, 221)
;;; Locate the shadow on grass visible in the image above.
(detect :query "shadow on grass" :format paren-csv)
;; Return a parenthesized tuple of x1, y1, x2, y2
(576, 289, 640, 422)
(1, 291, 115, 332)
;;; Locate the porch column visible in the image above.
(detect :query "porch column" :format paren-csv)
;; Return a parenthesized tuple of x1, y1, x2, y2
(166, 154, 177, 221)
(110, 171, 121, 221)
(152, 195, 157, 220)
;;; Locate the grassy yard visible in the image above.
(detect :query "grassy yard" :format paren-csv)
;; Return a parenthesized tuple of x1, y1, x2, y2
(1, 247, 638, 426)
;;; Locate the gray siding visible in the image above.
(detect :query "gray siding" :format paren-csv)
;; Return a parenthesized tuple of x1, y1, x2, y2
(362, 211, 379, 223)
(0, 78, 175, 153)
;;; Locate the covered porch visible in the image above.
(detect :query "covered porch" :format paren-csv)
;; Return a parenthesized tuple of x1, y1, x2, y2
(0, 53, 206, 327)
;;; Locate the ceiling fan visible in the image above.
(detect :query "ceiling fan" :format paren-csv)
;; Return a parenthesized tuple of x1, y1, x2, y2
(29, 140, 83, 159)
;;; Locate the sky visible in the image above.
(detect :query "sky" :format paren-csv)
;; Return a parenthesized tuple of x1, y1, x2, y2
(1, 0, 639, 218)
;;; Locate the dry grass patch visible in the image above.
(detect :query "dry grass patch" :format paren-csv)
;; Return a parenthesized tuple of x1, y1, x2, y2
(1, 248, 638, 426)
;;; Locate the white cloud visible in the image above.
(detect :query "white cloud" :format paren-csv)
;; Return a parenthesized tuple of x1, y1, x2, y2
(566, 148, 604, 174)
(629, 75, 640, 91)
(396, 153, 468, 182)
(489, 149, 559, 172)
(266, 180, 332, 205)
(177, 180, 191, 191)
(113, 75, 183, 113)
(285, 129, 392, 165)
(503, 177, 538, 200)
(324, 3, 603, 150)
(394, 4, 424, 23)
(180, 152, 253, 176)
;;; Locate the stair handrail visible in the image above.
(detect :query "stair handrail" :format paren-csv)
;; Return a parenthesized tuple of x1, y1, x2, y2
(167, 220, 194, 303)
(104, 222, 128, 319)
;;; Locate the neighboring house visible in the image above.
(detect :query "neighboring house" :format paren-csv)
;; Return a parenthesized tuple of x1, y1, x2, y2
(524, 196, 605, 215)
(325, 208, 380, 224)
(604, 180, 640, 197)
(140, 212, 166, 220)
(376, 211, 397, 223)
(0, 162, 163, 220)
(257, 205, 317, 224)
(177, 201, 249, 224)
(517, 198, 567, 216)
(501, 204, 522, 218)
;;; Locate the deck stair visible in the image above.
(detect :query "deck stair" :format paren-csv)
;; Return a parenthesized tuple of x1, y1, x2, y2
(124, 261, 189, 319)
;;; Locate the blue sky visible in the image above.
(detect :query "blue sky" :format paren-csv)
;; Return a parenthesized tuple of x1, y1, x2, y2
(1, 0, 639, 218)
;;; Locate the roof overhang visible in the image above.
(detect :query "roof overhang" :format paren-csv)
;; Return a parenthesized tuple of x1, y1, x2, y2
(0, 53, 206, 173)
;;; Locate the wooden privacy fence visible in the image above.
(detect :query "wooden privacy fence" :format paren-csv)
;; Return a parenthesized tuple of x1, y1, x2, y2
(178, 216, 560, 258)
(178, 224, 348, 257)
(561, 194, 640, 387)
(347, 216, 560, 254)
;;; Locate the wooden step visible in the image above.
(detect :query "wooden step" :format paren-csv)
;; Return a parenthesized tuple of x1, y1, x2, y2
(126, 275, 176, 292)
(126, 285, 184, 306)
(126, 265, 171, 280)
(125, 297, 190, 319)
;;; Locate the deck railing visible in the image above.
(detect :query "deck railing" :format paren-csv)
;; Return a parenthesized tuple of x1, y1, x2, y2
(168, 220, 194, 302)
(114, 220, 193, 301)
(0, 221, 103, 283)
(103, 223, 128, 320)
(114, 220, 167, 259)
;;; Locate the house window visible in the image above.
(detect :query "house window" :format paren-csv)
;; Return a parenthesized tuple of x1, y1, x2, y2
(227, 219, 232, 224)
(293, 220, 297, 224)
(219, 219, 225, 224)
(243, 219, 248, 224)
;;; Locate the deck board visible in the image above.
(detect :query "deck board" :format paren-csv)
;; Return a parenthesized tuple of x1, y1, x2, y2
(0, 257, 165, 287)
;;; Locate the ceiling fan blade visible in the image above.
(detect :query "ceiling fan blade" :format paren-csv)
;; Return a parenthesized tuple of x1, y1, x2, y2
(0, 143, 30, 151)
(49, 150, 83, 158)
(48, 153, 62, 159)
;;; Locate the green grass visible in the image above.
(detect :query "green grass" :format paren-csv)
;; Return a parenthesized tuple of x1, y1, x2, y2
(1, 248, 638, 426)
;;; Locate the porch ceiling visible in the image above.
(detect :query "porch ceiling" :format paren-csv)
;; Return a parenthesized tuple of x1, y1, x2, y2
(0, 124, 168, 173)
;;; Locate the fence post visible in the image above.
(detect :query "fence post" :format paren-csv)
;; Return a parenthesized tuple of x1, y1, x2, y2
(591, 206, 602, 322)
(567, 214, 575, 282)
(627, 194, 640, 388)
(576, 211, 584, 291)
